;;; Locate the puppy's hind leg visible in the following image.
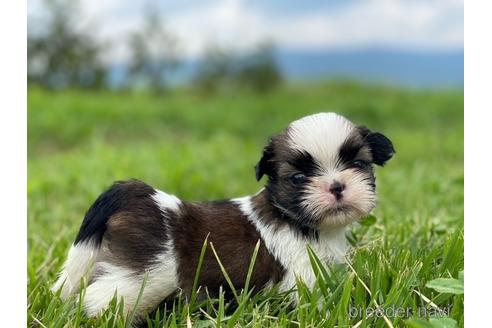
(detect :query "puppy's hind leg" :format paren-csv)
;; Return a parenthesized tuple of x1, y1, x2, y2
(84, 254, 179, 320)
(51, 241, 100, 299)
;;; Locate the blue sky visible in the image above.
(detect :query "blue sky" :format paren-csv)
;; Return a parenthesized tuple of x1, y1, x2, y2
(28, 0, 463, 63)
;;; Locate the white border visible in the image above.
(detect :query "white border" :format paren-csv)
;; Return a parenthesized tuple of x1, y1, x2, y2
(0, 0, 476, 325)
(0, 0, 27, 324)
(464, 1, 492, 327)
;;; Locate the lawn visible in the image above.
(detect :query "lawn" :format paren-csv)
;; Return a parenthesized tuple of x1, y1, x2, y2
(27, 82, 464, 327)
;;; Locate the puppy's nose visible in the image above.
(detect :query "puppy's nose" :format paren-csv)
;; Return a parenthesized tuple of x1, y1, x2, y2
(328, 181, 345, 200)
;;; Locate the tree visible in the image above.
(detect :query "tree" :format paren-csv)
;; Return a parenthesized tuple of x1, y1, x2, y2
(236, 42, 283, 93)
(126, 7, 180, 93)
(27, 0, 107, 89)
(192, 45, 233, 94)
(193, 42, 283, 94)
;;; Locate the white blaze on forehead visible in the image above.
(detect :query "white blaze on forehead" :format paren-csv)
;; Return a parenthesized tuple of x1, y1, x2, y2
(287, 113, 354, 169)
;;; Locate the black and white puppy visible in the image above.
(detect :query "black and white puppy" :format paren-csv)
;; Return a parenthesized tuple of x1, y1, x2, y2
(52, 112, 394, 317)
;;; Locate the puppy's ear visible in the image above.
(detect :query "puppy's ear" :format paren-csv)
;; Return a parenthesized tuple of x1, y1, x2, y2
(255, 139, 275, 181)
(359, 126, 395, 166)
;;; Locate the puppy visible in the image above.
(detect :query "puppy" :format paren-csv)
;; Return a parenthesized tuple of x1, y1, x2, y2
(52, 112, 394, 318)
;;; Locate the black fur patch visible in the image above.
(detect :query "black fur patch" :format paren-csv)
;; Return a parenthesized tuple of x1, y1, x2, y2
(74, 179, 157, 246)
(255, 131, 324, 238)
(338, 138, 364, 165)
(358, 126, 395, 166)
(366, 132, 395, 166)
(265, 182, 320, 239)
(288, 151, 320, 176)
(255, 139, 275, 181)
(103, 207, 169, 272)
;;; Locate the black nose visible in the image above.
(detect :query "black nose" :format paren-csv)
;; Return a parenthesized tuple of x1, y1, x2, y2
(329, 181, 345, 200)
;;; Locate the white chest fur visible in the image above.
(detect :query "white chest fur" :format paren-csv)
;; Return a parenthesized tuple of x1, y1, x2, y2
(233, 196, 348, 291)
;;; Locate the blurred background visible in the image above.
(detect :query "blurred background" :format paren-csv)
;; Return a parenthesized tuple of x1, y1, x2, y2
(27, 0, 463, 92)
(26, 0, 464, 228)
(27, 2, 464, 325)
(26, 0, 464, 231)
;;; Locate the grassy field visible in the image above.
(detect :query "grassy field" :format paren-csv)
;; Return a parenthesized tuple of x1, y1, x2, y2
(27, 82, 464, 327)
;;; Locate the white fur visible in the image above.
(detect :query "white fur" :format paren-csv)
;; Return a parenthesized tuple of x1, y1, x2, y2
(81, 189, 181, 316)
(287, 113, 375, 227)
(301, 170, 376, 227)
(152, 189, 182, 213)
(288, 113, 354, 170)
(233, 196, 348, 292)
(51, 241, 100, 299)
(84, 243, 178, 317)
(53, 188, 182, 317)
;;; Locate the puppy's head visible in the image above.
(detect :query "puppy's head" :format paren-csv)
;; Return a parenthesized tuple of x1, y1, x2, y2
(256, 113, 395, 229)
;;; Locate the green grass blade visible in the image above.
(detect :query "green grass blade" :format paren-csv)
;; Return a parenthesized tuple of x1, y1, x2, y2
(209, 242, 239, 302)
(125, 272, 149, 328)
(189, 233, 210, 308)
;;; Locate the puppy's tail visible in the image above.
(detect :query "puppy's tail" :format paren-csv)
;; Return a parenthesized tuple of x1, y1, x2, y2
(52, 180, 151, 299)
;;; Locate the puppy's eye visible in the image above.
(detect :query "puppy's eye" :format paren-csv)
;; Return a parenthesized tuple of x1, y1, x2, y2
(351, 160, 369, 169)
(290, 173, 307, 185)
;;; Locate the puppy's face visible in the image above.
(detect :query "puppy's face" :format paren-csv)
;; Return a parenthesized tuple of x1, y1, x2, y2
(256, 113, 395, 229)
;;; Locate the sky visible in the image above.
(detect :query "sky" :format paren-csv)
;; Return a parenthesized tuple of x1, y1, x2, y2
(28, 0, 464, 63)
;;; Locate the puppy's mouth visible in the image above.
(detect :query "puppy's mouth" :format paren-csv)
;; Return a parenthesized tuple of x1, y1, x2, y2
(324, 204, 354, 216)
(323, 200, 372, 220)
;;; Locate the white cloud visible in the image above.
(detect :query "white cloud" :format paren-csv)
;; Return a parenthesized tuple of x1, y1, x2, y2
(28, 0, 463, 61)
(169, 0, 266, 57)
(269, 0, 463, 50)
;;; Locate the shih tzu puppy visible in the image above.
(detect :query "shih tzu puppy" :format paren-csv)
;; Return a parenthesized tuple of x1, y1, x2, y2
(52, 112, 394, 318)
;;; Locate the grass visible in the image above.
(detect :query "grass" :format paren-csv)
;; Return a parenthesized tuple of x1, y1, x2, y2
(27, 81, 464, 327)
